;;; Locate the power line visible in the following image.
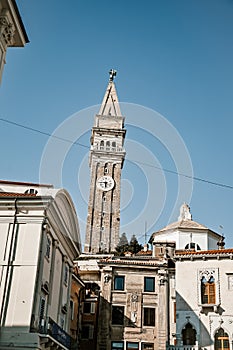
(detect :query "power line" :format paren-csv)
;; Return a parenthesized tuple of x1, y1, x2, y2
(0, 117, 89, 149)
(0, 116, 233, 190)
(126, 159, 233, 190)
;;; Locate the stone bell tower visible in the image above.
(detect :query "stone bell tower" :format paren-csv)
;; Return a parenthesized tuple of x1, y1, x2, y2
(84, 70, 126, 254)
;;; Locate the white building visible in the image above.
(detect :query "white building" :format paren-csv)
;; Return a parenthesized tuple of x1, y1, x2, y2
(174, 248, 233, 350)
(150, 203, 222, 252)
(0, 180, 81, 350)
(150, 203, 233, 350)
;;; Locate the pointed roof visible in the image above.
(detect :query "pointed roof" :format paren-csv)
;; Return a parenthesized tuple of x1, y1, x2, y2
(98, 69, 122, 117)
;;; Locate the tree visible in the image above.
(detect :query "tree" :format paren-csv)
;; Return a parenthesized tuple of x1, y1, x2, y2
(128, 234, 143, 254)
(115, 233, 129, 255)
(115, 233, 143, 256)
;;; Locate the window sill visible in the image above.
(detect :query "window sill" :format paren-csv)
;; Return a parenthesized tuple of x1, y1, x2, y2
(199, 303, 219, 313)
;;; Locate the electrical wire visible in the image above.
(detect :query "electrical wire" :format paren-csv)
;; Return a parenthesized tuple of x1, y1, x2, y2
(0, 116, 233, 190)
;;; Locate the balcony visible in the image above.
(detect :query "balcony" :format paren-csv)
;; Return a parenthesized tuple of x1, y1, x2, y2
(31, 316, 74, 350)
(91, 145, 125, 153)
(167, 345, 199, 350)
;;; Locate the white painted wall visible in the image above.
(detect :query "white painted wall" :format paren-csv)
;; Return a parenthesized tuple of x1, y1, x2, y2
(176, 257, 233, 349)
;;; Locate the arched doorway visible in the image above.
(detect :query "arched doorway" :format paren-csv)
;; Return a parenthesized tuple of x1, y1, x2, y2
(214, 328, 229, 350)
(182, 323, 196, 345)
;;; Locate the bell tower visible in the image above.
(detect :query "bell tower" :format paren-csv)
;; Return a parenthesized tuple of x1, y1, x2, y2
(84, 70, 126, 254)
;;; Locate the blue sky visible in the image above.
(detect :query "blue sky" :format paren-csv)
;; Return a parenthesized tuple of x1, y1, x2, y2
(1, 0, 233, 249)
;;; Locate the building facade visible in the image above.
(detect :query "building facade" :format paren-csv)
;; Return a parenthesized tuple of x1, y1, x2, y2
(0, 180, 82, 350)
(85, 70, 126, 254)
(174, 248, 233, 350)
(97, 252, 176, 350)
(0, 0, 29, 83)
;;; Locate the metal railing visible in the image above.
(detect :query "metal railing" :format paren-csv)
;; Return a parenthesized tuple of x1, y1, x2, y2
(32, 316, 72, 349)
(91, 145, 124, 152)
(167, 345, 199, 350)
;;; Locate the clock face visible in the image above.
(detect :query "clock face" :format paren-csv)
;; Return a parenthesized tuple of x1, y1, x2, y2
(97, 176, 115, 191)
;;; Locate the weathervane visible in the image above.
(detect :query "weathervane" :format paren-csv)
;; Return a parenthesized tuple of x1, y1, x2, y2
(109, 69, 117, 81)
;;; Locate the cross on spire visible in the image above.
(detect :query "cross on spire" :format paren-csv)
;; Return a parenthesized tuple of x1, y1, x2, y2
(109, 69, 117, 81)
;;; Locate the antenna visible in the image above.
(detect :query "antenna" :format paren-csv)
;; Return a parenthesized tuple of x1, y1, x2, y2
(144, 221, 147, 244)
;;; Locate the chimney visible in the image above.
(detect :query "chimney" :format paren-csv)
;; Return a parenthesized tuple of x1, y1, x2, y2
(144, 244, 149, 252)
(217, 236, 225, 250)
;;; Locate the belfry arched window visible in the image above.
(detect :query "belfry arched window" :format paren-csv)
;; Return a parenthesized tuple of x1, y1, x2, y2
(214, 328, 229, 350)
(182, 323, 196, 345)
(106, 141, 110, 150)
(100, 140, 104, 149)
(201, 276, 215, 304)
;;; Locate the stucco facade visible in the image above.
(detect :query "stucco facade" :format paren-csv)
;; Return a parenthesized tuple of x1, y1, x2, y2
(0, 180, 81, 350)
(174, 249, 233, 350)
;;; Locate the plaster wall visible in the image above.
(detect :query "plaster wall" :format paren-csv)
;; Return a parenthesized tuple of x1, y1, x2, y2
(176, 258, 233, 349)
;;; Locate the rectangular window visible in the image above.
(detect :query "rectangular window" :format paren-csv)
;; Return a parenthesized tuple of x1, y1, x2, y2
(173, 302, 176, 323)
(228, 275, 233, 290)
(114, 276, 125, 291)
(70, 299, 74, 320)
(64, 265, 69, 284)
(112, 306, 124, 325)
(45, 236, 51, 259)
(83, 302, 95, 314)
(81, 324, 94, 339)
(142, 343, 154, 350)
(201, 280, 216, 304)
(111, 342, 124, 350)
(144, 277, 155, 292)
(143, 308, 155, 326)
(39, 297, 46, 332)
(126, 342, 139, 350)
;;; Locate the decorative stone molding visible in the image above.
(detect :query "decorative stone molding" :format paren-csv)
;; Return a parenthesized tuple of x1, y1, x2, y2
(0, 12, 15, 47)
(104, 273, 111, 283)
(197, 268, 220, 312)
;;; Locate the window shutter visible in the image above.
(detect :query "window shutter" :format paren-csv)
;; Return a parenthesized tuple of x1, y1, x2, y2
(90, 302, 95, 314)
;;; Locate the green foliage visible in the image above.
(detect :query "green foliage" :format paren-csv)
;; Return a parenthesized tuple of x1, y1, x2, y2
(115, 233, 143, 256)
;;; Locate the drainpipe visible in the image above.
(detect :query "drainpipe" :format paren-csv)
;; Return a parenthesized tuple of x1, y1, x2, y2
(0, 198, 18, 326)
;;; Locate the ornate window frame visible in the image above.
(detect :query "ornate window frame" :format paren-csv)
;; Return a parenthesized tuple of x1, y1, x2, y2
(198, 268, 220, 312)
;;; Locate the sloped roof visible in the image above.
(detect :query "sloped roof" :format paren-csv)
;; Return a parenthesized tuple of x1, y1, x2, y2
(157, 219, 209, 233)
(175, 248, 233, 257)
(0, 192, 37, 197)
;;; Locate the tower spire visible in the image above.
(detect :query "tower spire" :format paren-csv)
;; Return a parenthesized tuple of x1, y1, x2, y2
(84, 71, 126, 254)
(98, 69, 122, 117)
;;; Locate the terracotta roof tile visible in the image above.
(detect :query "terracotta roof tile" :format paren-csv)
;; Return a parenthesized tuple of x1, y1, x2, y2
(0, 192, 37, 197)
(99, 258, 161, 266)
(0, 179, 53, 188)
(175, 248, 233, 256)
(136, 250, 153, 256)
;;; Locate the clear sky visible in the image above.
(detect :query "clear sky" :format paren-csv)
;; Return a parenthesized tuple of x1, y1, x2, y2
(1, 0, 233, 249)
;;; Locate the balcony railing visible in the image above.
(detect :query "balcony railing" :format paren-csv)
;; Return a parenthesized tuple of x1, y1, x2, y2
(32, 316, 73, 349)
(167, 345, 199, 350)
(91, 145, 125, 152)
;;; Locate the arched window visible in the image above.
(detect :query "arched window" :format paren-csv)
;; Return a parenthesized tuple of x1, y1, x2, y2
(100, 140, 104, 149)
(201, 276, 215, 304)
(182, 323, 196, 345)
(185, 242, 201, 250)
(214, 328, 229, 350)
(112, 141, 116, 148)
(106, 141, 110, 150)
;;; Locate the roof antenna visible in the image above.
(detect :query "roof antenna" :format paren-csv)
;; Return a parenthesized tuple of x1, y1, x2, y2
(109, 69, 117, 82)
